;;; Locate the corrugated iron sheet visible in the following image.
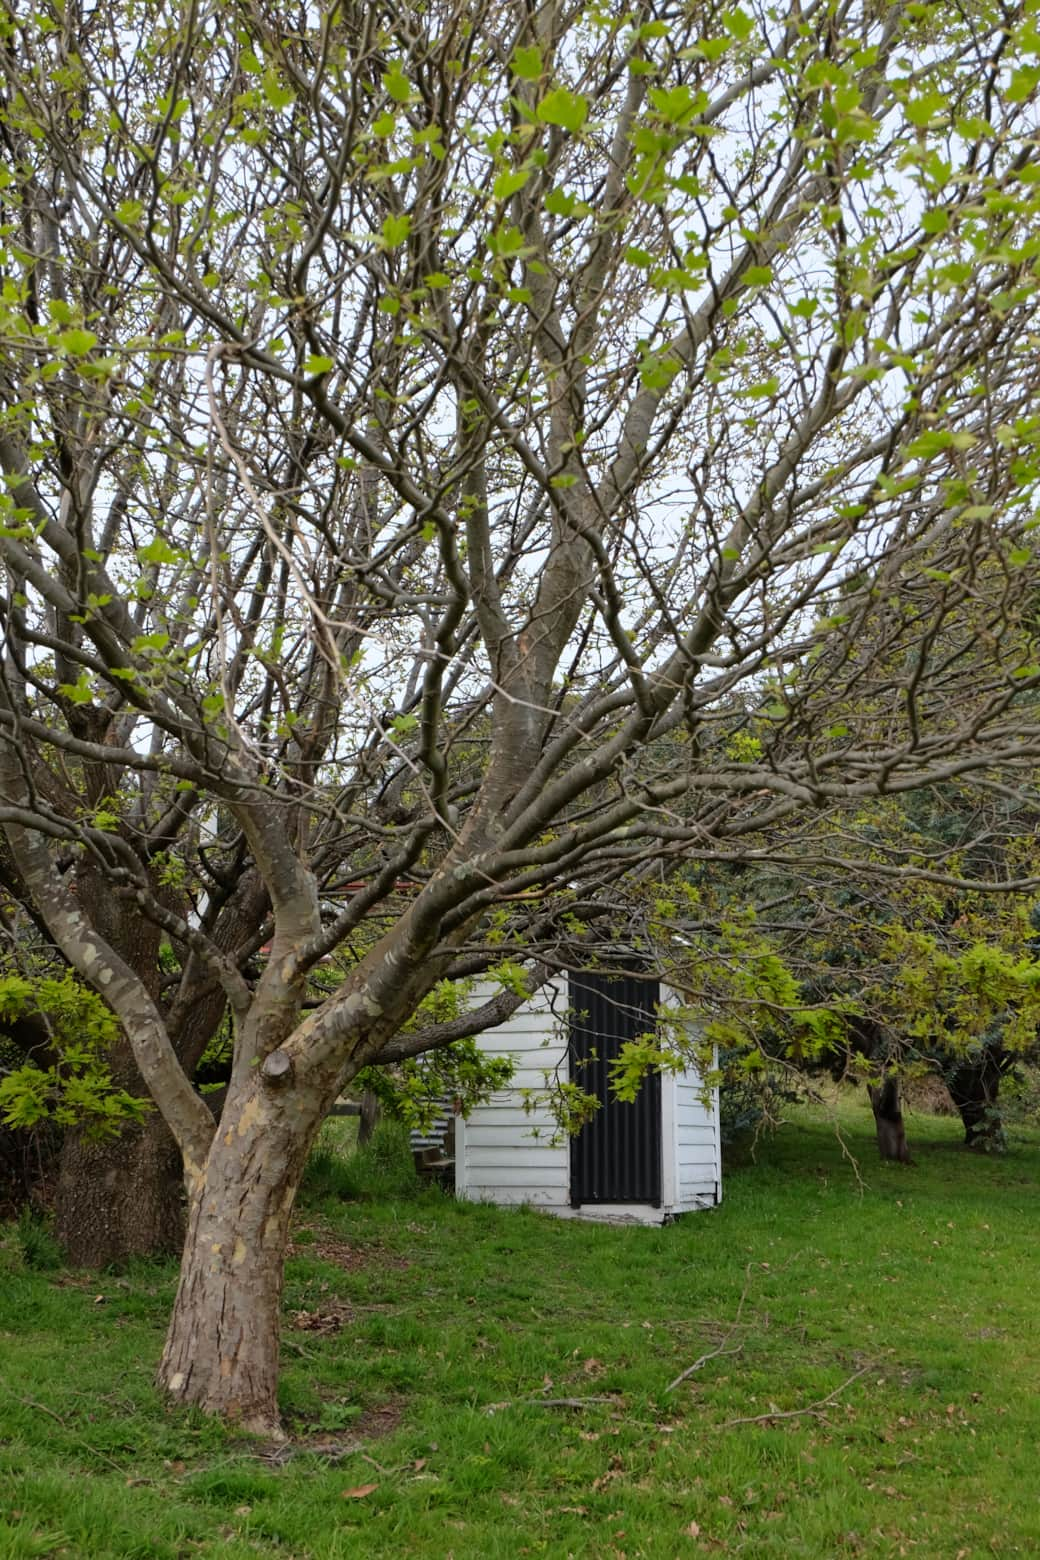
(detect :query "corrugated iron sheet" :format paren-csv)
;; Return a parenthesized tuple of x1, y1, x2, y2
(568, 972, 662, 1206)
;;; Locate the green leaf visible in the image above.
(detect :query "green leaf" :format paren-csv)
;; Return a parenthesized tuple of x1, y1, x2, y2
(537, 87, 589, 133)
(649, 85, 702, 125)
(1006, 65, 1040, 103)
(698, 36, 732, 61)
(137, 536, 180, 566)
(381, 65, 412, 103)
(511, 45, 543, 80)
(58, 675, 93, 706)
(262, 70, 294, 109)
(493, 168, 530, 200)
(639, 352, 679, 391)
(789, 297, 818, 318)
(305, 354, 335, 375)
(905, 429, 977, 459)
(905, 91, 946, 127)
(58, 328, 97, 356)
(381, 212, 411, 248)
(722, 7, 754, 40)
(742, 265, 773, 287)
(545, 187, 577, 217)
(486, 224, 527, 258)
(739, 376, 780, 399)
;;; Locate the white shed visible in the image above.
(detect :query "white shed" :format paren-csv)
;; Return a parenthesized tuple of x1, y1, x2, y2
(455, 972, 721, 1225)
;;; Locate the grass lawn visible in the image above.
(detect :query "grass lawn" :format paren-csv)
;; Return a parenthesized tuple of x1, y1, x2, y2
(2, 1099, 1039, 1558)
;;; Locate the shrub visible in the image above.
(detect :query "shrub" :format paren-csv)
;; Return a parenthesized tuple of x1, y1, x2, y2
(14, 1207, 62, 1271)
(718, 1048, 801, 1150)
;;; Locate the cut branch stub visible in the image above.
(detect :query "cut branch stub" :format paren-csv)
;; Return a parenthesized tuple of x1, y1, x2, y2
(260, 1050, 294, 1088)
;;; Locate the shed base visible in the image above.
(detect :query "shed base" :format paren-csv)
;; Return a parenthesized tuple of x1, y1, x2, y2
(558, 1202, 669, 1226)
(549, 1194, 719, 1226)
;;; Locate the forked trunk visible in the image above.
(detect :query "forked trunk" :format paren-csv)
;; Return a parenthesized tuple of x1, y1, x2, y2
(156, 1082, 319, 1434)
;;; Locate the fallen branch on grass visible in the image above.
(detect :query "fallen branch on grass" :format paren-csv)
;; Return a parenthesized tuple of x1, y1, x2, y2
(717, 1364, 872, 1430)
(664, 1342, 744, 1393)
(666, 1264, 752, 1393)
(484, 1395, 619, 1415)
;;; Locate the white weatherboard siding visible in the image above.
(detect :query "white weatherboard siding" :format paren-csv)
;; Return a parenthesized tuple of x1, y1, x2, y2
(456, 980, 572, 1211)
(455, 976, 721, 1222)
(674, 1073, 722, 1209)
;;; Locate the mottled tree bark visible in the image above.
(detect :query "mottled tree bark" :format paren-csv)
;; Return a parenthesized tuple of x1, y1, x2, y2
(156, 1074, 323, 1432)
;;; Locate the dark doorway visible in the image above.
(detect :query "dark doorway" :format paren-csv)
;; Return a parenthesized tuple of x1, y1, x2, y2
(569, 972, 662, 1206)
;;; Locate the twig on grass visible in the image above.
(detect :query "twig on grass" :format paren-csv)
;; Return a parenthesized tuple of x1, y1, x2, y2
(665, 1263, 753, 1393)
(484, 1395, 618, 1415)
(717, 1364, 872, 1430)
(665, 1342, 744, 1393)
(16, 1395, 125, 1473)
(281, 1339, 316, 1360)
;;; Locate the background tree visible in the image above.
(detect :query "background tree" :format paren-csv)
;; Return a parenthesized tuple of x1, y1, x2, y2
(667, 775, 1040, 1161)
(2, 0, 1040, 1431)
(656, 569, 1040, 1161)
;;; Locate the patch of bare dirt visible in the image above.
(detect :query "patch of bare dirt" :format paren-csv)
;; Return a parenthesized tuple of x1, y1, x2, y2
(260, 1401, 406, 1464)
(290, 1299, 357, 1333)
(289, 1227, 410, 1273)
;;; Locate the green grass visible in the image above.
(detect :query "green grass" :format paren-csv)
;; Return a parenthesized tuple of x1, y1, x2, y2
(2, 1100, 1040, 1557)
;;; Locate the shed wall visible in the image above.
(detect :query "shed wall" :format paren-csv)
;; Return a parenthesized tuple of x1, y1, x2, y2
(674, 1069, 722, 1208)
(455, 979, 571, 1210)
(455, 977, 721, 1218)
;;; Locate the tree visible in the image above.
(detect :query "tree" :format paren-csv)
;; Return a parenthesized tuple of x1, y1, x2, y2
(678, 749, 1040, 1162)
(2, 0, 1040, 1431)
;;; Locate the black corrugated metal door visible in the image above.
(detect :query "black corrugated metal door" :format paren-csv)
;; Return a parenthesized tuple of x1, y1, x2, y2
(569, 972, 662, 1206)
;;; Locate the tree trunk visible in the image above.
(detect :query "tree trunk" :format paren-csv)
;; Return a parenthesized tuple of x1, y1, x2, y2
(357, 1089, 380, 1147)
(869, 1075, 910, 1163)
(56, 1112, 184, 1266)
(156, 1079, 319, 1434)
(48, 857, 242, 1267)
(947, 1047, 1006, 1151)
